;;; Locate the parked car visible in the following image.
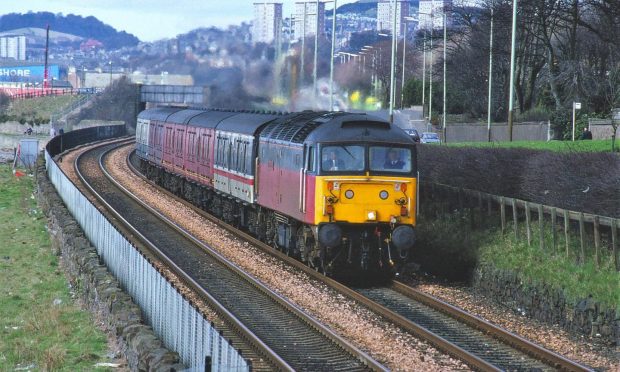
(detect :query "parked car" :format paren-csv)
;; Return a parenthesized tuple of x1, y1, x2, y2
(403, 128, 420, 142)
(420, 132, 441, 144)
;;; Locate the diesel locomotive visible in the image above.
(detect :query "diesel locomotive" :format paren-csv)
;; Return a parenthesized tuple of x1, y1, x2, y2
(135, 108, 417, 280)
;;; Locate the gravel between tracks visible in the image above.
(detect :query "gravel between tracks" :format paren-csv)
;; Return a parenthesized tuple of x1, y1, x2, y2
(106, 145, 470, 370)
(404, 278, 619, 370)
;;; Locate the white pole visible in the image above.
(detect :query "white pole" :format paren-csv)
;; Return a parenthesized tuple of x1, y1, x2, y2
(429, 15, 433, 124)
(329, 0, 337, 111)
(313, 0, 319, 104)
(487, 7, 494, 142)
(389, 0, 397, 123)
(508, 0, 518, 141)
(401, 22, 407, 109)
(442, 12, 447, 142)
(301, 5, 306, 86)
(572, 101, 576, 141)
(422, 30, 426, 117)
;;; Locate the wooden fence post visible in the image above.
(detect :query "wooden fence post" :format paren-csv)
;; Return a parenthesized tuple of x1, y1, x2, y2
(593, 216, 601, 269)
(512, 198, 518, 239)
(487, 196, 492, 217)
(551, 208, 557, 252)
(525, 202, 532, 246)
(579, 212, 586, 264)
(564, 210, 570, 257)
(538, 204, 544, 251)
(500, 197, 506, 234)
(612, 219, 618, 272)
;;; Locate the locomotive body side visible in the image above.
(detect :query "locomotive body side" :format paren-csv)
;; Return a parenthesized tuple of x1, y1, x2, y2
(135, 108, 417, 281)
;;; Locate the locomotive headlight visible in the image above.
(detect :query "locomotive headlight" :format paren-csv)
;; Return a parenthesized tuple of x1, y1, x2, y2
(345, 190, 354, 199)
(367, 210, 377, 221)
(379, 190, 389, 200)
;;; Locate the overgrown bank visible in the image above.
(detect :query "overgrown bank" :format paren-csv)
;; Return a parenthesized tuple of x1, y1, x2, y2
(413, 195, 620, 345)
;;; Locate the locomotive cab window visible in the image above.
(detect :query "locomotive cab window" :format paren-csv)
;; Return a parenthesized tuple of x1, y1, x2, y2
(321, 145, 365, 172)
(370, 146, 413, 173)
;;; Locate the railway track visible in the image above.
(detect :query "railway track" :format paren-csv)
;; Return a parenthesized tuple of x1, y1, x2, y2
(74, 140, 385, 371)
(124, 146, 593, 372)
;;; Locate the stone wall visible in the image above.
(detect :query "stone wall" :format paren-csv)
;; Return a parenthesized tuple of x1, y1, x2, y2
(36, 161, 186, 371)
(473, 265, 619, 346)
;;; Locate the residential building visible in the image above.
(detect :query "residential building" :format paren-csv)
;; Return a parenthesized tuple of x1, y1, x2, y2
(294, 1, 326, 39)
(0, 35, 27, 60)
(419, 0, 453, 30)
(377, 0, 410, 38)
(253, 2, 283, 44)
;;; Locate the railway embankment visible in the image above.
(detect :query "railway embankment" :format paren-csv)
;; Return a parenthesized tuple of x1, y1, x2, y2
(414, 145, 620, 347)
(35, 159, 184, 371)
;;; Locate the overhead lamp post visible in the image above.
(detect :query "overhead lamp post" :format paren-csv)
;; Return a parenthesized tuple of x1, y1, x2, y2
(329, 0, 337, 111)
(429, 15, 434, 125)
(401, 16, 416, 109)
(442, 12, 447, 142)
(507, 0, 518, 141)
(487, 6, 494, 142)
(422, 29, 426, 118)
(312, 0, 320, 103)
(387, 0, 398, 123)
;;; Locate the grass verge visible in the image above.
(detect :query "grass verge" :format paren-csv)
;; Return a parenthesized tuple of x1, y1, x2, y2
(6, 95, 84, 124)
(0, 165, 110, 371)
(446, 139, 618, 152)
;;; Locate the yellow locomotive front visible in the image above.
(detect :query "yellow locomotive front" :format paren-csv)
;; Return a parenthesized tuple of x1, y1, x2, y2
(310, 143, 417, 277)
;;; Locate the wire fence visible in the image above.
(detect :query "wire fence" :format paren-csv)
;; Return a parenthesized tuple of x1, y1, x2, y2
(421, 182, 619, 272)
(45, 130, 250, 371)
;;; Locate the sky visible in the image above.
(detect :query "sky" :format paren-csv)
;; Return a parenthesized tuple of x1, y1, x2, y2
(2, 0, 358, 42)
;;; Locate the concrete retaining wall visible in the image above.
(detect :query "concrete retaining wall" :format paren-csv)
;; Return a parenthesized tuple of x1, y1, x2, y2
(36, 162, 186, 371)
(473, 265, 619, 346)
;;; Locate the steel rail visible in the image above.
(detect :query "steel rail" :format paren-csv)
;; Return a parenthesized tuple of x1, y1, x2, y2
(390, 281, 592, 372)
(83, 141, 386, 371)
(74, 142, 291, 371)
(125, 147, 593, 372)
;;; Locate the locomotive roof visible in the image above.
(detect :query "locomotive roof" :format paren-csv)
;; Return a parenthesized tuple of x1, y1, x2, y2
(305, 112, 415, 145)
(138, 107, 184, 121)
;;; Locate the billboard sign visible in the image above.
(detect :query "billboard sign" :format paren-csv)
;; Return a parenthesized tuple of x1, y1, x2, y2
(0, 65, 60, 83)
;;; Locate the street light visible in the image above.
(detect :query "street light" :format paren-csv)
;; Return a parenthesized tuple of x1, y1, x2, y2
(487, 6, 494, 142)
(388, 0, 398, 123)
(507, 0, 518, 141)
(442, 12, 447, 142)
(313, 0, 320, 102)
(401, 16, 417, 109)
(329, 0, 337, 111)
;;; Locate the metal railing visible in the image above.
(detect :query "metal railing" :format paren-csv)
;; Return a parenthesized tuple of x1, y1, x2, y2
(45, 130, 249, 371)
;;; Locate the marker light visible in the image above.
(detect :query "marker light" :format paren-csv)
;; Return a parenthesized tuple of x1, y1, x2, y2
(345, 190, 354, 199)
(400, 206, 408, 216)
(379, 190, 389, 200)
(367, 210, 377, 220)
(326, 204, 334, 215)
(327, 181, 334, 191)
(401, 183, 407, 192)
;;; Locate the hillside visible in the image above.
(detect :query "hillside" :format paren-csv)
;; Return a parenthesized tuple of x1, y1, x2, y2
(337, 0, 419, 15)
(0, 12, 139, 49)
